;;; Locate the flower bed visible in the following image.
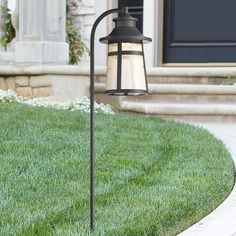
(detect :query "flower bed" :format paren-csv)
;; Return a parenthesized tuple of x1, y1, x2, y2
(0, 89, 115, 114)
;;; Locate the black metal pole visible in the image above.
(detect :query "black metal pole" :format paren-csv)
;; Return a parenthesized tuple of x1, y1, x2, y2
(90, 8, 122, 231)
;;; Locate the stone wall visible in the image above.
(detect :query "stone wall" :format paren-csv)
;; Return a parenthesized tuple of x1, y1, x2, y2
(0, 76, 52, 98)
(0, 74, 91, 100)
(0, 65, 94, 100)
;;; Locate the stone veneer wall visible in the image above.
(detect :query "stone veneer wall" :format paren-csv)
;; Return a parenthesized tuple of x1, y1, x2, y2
(0, 76, 52, 98)
(0, 65, 94, 100)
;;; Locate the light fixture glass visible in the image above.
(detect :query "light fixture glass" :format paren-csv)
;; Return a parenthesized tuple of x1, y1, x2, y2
(106, 43, 146, 95)
(107, 55, 118, 90)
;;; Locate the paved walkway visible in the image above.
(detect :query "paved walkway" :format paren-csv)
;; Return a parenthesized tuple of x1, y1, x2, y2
(179, 123, 236, 236)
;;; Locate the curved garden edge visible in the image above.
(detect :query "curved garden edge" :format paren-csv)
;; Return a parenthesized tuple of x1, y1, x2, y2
(179, 123, 236, 236)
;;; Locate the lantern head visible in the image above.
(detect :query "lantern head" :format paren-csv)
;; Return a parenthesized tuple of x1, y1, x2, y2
(99, 8, 152, 96)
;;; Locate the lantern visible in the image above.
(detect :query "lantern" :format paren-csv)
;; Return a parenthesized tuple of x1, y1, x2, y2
(100, 9, 152, 96)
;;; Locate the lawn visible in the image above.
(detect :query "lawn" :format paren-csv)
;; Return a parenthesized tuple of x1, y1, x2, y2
(0, 103, 234, 236)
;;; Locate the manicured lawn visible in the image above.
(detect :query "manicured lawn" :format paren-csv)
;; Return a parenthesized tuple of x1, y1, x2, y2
(0, 103, 234, 236)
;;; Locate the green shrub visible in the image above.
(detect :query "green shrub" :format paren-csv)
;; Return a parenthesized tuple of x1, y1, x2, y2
(0, 5, 15, 51)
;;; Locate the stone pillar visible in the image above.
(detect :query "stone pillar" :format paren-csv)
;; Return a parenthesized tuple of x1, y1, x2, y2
(15, 0, 69, 64)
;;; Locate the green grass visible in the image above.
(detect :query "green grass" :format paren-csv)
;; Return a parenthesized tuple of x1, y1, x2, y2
(0, 103, 234, 236)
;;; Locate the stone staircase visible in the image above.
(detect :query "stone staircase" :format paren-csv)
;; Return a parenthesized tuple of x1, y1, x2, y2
(95, 68, 236, 122)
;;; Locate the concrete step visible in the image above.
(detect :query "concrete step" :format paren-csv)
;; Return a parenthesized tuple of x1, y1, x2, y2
(95, 67, 236, 85)
(120, 102, 236, 122)
(95, 75, 236, 85)
(95, 83, 236, 104)
(148, 84, 236, 94)
(95, 83, 236, 94)
(121, 101, 236, 116)
(124, 94, 236, 104)
(146, 67, 236, 85)
(147, 76, 236, 85)
(125, 84, 236, 104)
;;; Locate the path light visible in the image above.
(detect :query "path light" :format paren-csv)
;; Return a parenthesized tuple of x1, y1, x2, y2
(89, 6, 151, 230)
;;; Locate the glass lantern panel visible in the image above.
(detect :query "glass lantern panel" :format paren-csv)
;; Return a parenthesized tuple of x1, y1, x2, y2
(108, 44, 118, 52)
(121, 55, 146, 90)
(122, 43, 142, 52)
(106, 56, 118, 90)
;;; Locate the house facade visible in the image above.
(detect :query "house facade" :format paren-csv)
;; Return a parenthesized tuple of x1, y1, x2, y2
(1, 0, 236, 121)
(95, 0, 236, 67)
(5, 0, 236, 67)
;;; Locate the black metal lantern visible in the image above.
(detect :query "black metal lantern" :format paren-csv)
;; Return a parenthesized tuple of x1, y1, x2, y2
(100, 8, 152, 96)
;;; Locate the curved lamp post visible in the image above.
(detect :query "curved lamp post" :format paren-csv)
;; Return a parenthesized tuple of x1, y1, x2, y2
(90, 6, 152, 230)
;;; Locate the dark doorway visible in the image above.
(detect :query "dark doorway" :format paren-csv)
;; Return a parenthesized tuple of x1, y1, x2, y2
(164, 0, 236, 63)
(118, 0, 143, 33)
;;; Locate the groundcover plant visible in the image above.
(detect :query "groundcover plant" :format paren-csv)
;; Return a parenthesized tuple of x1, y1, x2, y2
(0, 89, 115, 114)
(0, 100, 234, 235)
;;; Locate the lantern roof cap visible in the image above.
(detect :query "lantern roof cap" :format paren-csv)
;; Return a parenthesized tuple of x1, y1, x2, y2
(100, 12, 152, 44)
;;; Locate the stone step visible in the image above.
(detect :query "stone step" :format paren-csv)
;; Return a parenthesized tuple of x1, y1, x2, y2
(95, 83, 236, 94)
(95, 67, 236, 85)
(146, 67, 236, 85)
(95, 75, 236, 85)
(147, 76, 235, 85)
(95, 83, 236, 104)
(148, 84, 236, 94)
(120, 101, 236, 116)
(125, 84, 236, 104)
(124, 94, 236, 104)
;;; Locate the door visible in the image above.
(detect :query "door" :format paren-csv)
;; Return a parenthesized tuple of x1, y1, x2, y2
(164, 0, 236, 63)
(118, 0, 143, 33)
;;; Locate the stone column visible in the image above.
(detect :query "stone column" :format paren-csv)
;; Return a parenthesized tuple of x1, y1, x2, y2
(15, 0, 69, 64)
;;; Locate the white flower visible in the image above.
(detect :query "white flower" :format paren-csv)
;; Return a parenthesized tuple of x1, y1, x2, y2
(0, 89, 115, 115)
